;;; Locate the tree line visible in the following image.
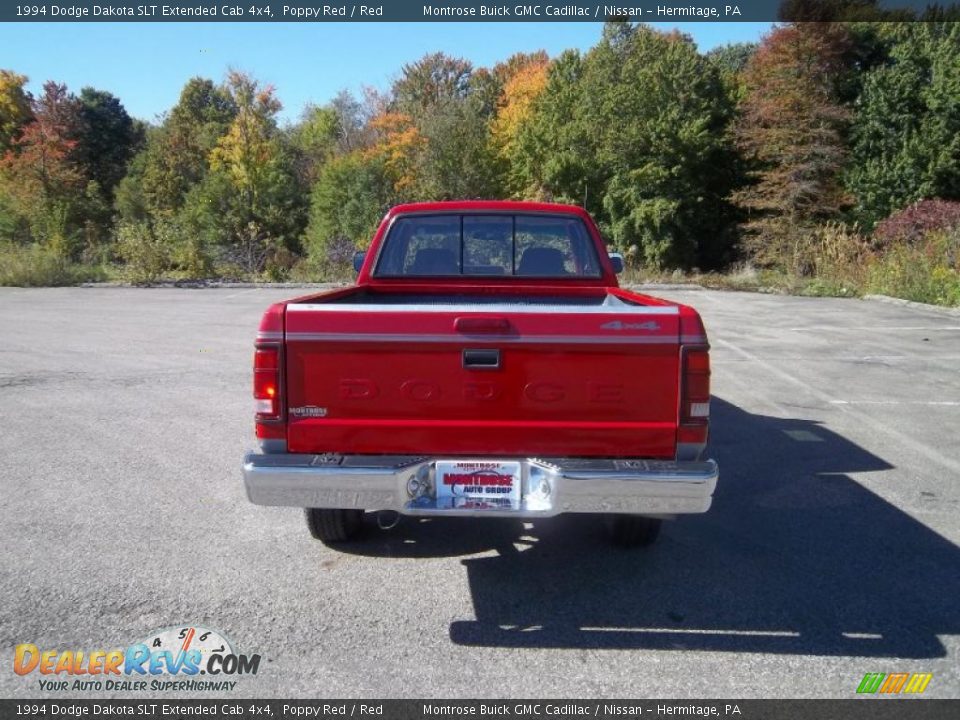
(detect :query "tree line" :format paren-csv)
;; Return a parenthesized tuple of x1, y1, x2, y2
(1, 18, 959, 295)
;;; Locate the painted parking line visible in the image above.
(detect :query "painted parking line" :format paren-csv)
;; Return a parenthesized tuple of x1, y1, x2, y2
(830, 400, 960, 406)
(221, 289, 262, 299)
(787, 326, 960, 332)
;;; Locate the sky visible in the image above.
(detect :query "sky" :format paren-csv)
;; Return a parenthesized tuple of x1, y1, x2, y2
(1, 22, 771, 124)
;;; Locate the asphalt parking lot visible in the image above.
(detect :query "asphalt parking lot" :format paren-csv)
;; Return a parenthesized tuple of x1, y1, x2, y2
(1, 286, 958, 699)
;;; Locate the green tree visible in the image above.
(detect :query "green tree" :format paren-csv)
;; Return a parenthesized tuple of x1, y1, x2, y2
(304, 152, 393, 261)
(76, 88, 142, 200)
(517, 24, 738, 269)
(846, 22, 960, 227)
(413, 96, 501, 201)
(288, 103, 341, 186)
(705, 42, 758, 76)
(138, 77, 236, 214)
(113, 147, 150, 223)
(72, 88, 143, 250)
(513, 50, 590, 201)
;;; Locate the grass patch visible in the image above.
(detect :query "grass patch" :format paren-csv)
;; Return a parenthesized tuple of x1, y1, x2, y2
(865, 236, 960, 306)
(0, 243, 109, 287)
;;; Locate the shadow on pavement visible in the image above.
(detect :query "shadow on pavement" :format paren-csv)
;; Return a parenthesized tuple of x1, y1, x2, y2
(337, 397, 959, 657)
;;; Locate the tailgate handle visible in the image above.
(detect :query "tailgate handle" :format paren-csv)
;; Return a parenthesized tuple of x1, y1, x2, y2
(463, 348, 501, 370)
(454, 316, 510, 333)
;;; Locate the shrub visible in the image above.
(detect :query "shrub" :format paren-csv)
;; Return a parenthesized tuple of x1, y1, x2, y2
(287, 235, 357, 283)
(325, 235, 357, 267)
(115, 221, 172, 284)
(170, 234, 213, 280)
(263, 243, 298, 282)
(873, 199, 960, 249)
(288, 255, 355, 284)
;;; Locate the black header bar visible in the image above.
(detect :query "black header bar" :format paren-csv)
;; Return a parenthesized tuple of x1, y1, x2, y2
(0, 1, 957, 23)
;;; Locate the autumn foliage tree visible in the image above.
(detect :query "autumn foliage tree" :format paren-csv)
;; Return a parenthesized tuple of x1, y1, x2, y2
(0, 70, 32, 155)
(733, 23, 852, 269)
(490, 52, 551, 196)
(211, 72, 284, 212)
(115, 72, 304, 278)
(301, 90, 396, 265)
(0, 82, 85, 255)
(388, 52, 501, 201)
(205, 71, 303, 274)
(364, 111, 423, 194)
(393, 53, 473, 114)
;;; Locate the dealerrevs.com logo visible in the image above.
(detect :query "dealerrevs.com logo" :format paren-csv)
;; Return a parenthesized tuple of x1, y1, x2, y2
(14, 625, 261, 692)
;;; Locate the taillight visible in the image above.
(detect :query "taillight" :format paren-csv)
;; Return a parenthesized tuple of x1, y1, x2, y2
(681, 348, 711, 423)
(677, 309, 710, 457)
(254, 346, 281, 421)
(679, 307, 710, 426)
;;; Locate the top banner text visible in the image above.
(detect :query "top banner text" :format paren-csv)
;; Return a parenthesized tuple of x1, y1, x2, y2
(2, 1, 958, 23)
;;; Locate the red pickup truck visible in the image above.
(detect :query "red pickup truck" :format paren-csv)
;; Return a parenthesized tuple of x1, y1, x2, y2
(243, 201, 717, 547)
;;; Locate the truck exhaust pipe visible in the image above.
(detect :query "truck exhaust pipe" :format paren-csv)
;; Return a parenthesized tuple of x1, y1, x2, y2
(376, 510, 402, 531)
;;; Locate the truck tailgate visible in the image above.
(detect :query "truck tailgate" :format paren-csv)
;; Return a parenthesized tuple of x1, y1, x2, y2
(283, 297, 681, 458)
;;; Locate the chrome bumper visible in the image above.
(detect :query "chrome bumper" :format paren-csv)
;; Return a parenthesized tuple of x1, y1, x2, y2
(243, 454, 719, 518)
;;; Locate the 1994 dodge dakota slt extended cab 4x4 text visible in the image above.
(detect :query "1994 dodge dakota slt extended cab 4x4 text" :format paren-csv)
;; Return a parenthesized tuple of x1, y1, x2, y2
(242, 201, 718, 547)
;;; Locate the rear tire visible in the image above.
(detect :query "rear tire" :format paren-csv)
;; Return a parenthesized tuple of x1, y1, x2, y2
(305, 508, 364, 544)
(608, 515, 662, 547)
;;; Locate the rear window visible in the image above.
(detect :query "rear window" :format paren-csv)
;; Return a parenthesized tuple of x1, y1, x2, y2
(374, 214, 603, 278)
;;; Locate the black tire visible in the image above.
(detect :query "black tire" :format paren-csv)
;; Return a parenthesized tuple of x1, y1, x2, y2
(608, 515, 662, 548)
(305, 508, 364, 544)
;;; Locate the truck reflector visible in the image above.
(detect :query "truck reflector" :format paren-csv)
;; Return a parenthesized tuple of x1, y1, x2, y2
(689, 402, 710, 418)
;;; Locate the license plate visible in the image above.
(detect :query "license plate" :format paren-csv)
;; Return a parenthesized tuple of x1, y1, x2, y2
(435, 460, 522, 510)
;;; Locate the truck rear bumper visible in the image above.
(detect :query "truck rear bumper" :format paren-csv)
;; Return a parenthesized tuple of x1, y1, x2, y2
(243, 454, 718, 518)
